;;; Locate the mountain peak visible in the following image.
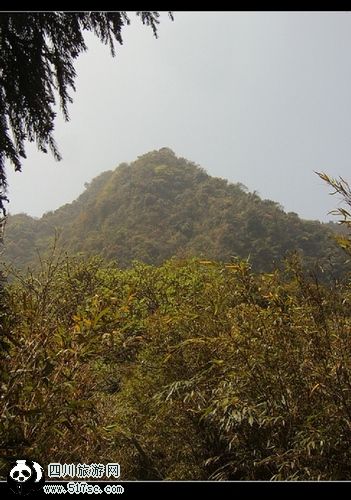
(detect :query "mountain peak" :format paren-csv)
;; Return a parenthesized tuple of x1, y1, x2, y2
(2, 149, 347, 275)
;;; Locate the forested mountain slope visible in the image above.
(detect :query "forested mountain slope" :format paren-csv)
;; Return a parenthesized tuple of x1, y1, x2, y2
(2, 148, 347, 275)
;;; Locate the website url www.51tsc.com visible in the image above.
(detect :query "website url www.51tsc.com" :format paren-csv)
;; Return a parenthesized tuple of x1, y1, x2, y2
(43, 482, 124, 494)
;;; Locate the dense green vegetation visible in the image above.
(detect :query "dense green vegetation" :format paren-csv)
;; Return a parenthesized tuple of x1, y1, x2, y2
(1, 249, 351, 480)
(2, 148, 348, 277)
(2, 152, 351, 480)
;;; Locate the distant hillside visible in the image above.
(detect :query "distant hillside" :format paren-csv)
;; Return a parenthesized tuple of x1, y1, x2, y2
(1, 148, 349, 275)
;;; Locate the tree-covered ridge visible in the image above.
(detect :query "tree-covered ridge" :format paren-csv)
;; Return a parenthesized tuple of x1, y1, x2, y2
(2, 163, 351, 480)
(2, 148, 348, 275)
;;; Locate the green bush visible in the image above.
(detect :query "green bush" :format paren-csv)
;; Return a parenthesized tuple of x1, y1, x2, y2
(1, 250, 351, 480)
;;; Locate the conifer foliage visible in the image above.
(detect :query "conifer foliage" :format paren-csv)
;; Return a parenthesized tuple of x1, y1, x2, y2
(0, 12, 173, 215)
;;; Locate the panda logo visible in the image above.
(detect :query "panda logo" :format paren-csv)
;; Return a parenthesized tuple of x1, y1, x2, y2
(7, 460, 45, 495)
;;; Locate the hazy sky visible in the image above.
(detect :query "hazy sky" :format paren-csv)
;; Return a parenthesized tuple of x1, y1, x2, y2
(5, 11, 351, 221)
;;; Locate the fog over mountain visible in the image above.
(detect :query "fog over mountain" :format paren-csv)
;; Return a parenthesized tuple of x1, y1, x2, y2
(5, 12, 351, 222)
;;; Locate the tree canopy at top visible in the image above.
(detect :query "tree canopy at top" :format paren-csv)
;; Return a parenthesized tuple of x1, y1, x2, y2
(0, 11, 173, 215)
